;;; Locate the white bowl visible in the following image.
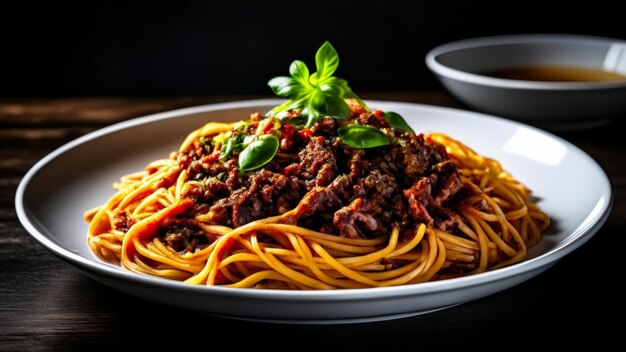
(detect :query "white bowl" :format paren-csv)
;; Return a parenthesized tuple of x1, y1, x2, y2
(426, 34, 626, 129)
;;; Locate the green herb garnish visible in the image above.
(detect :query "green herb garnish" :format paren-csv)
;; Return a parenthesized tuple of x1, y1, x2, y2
(268, 41, 368, 128)
(219, 134, 241, 161)
(238, 134, 280, 172)
(383, 111, 415, 134)
(338, 124, 390, 149)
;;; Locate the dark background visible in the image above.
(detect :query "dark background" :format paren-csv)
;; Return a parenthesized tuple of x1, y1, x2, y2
(2, 1, 626, 97)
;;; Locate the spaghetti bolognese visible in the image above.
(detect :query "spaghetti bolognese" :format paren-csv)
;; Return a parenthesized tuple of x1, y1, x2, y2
(85, 42, 549, 289)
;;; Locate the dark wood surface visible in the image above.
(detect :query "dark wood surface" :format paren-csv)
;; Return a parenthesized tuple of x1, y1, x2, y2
(1, 93, 624, 350)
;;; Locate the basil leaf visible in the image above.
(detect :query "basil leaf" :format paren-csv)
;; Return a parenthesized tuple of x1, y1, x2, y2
(338, 124, 390, 148)
(309, 89, 327, 114)
(323, 76, 349, 89)
(289, 60, 311, 86)
(303, 107, 324, 129)
(268, 76, 299, 98)
(320, 95, 349, 120)
(304, 89, 349, 127)
(311, 41, 339, 84)
(238, 135, 279, 172)
(319, 82, 345, 97)
(383, 111, 415, 134)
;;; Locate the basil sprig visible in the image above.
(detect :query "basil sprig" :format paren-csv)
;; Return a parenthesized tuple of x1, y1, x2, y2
(338, 124, 390, 149)
(238, 134, 279, 172)
(268, 41, 368, 128)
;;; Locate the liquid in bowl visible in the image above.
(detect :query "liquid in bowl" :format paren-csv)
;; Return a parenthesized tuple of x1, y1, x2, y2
(482, 65, 626, 82)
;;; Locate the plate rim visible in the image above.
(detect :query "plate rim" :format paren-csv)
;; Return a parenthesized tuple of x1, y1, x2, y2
(15, 99, 613, 301)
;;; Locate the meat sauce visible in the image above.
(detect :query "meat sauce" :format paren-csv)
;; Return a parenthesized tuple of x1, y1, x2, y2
(159, 106, 466, 252)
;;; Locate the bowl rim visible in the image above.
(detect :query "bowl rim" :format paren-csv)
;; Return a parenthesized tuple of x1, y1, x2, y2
(425, 34, 626, 90)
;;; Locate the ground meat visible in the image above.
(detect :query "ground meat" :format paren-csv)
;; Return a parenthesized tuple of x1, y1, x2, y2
(113, 211, 136, 232)
(200, 168, 307, 228)
(343, 147, 367, 179)
(431, 161, 463, 206)
(185, 179, 229, 204)
(280, 124, 297, 151)
(207, 198, 231, 225)
(174, 106, 467, 239)
(353, 108, 389, 129)
(310, 116, 338, 136)
(285, 136, 337, 187)
(400, 135, 447, 184)
(160, 224, 207, 253)
(231, 188, 264, 227)
(288, 167, 402, 238)
(432, 207, 462, 232)
(362, 169, 398, 201)
(224, 159, 240, 190)
(285, 175, 350, 225)
(359, 170, 400, 233)
(403, 161, 464, 231)
(404, 177, 434, 224)
(333, 198, 380, 238)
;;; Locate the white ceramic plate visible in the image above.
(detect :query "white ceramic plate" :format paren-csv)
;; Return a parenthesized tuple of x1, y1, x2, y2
(15, 99, 611, 324)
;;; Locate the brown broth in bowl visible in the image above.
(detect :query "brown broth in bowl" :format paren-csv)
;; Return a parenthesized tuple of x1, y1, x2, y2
(482, 66, 626, 82)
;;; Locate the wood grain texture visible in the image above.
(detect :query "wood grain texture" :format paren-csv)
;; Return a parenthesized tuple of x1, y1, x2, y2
(1, 93, 624, 350)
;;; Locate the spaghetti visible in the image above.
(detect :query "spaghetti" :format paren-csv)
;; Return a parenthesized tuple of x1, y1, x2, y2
(85, 107, 550, 289)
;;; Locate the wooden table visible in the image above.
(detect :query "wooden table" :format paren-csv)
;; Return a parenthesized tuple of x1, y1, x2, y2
(1, 93, 623, 349)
